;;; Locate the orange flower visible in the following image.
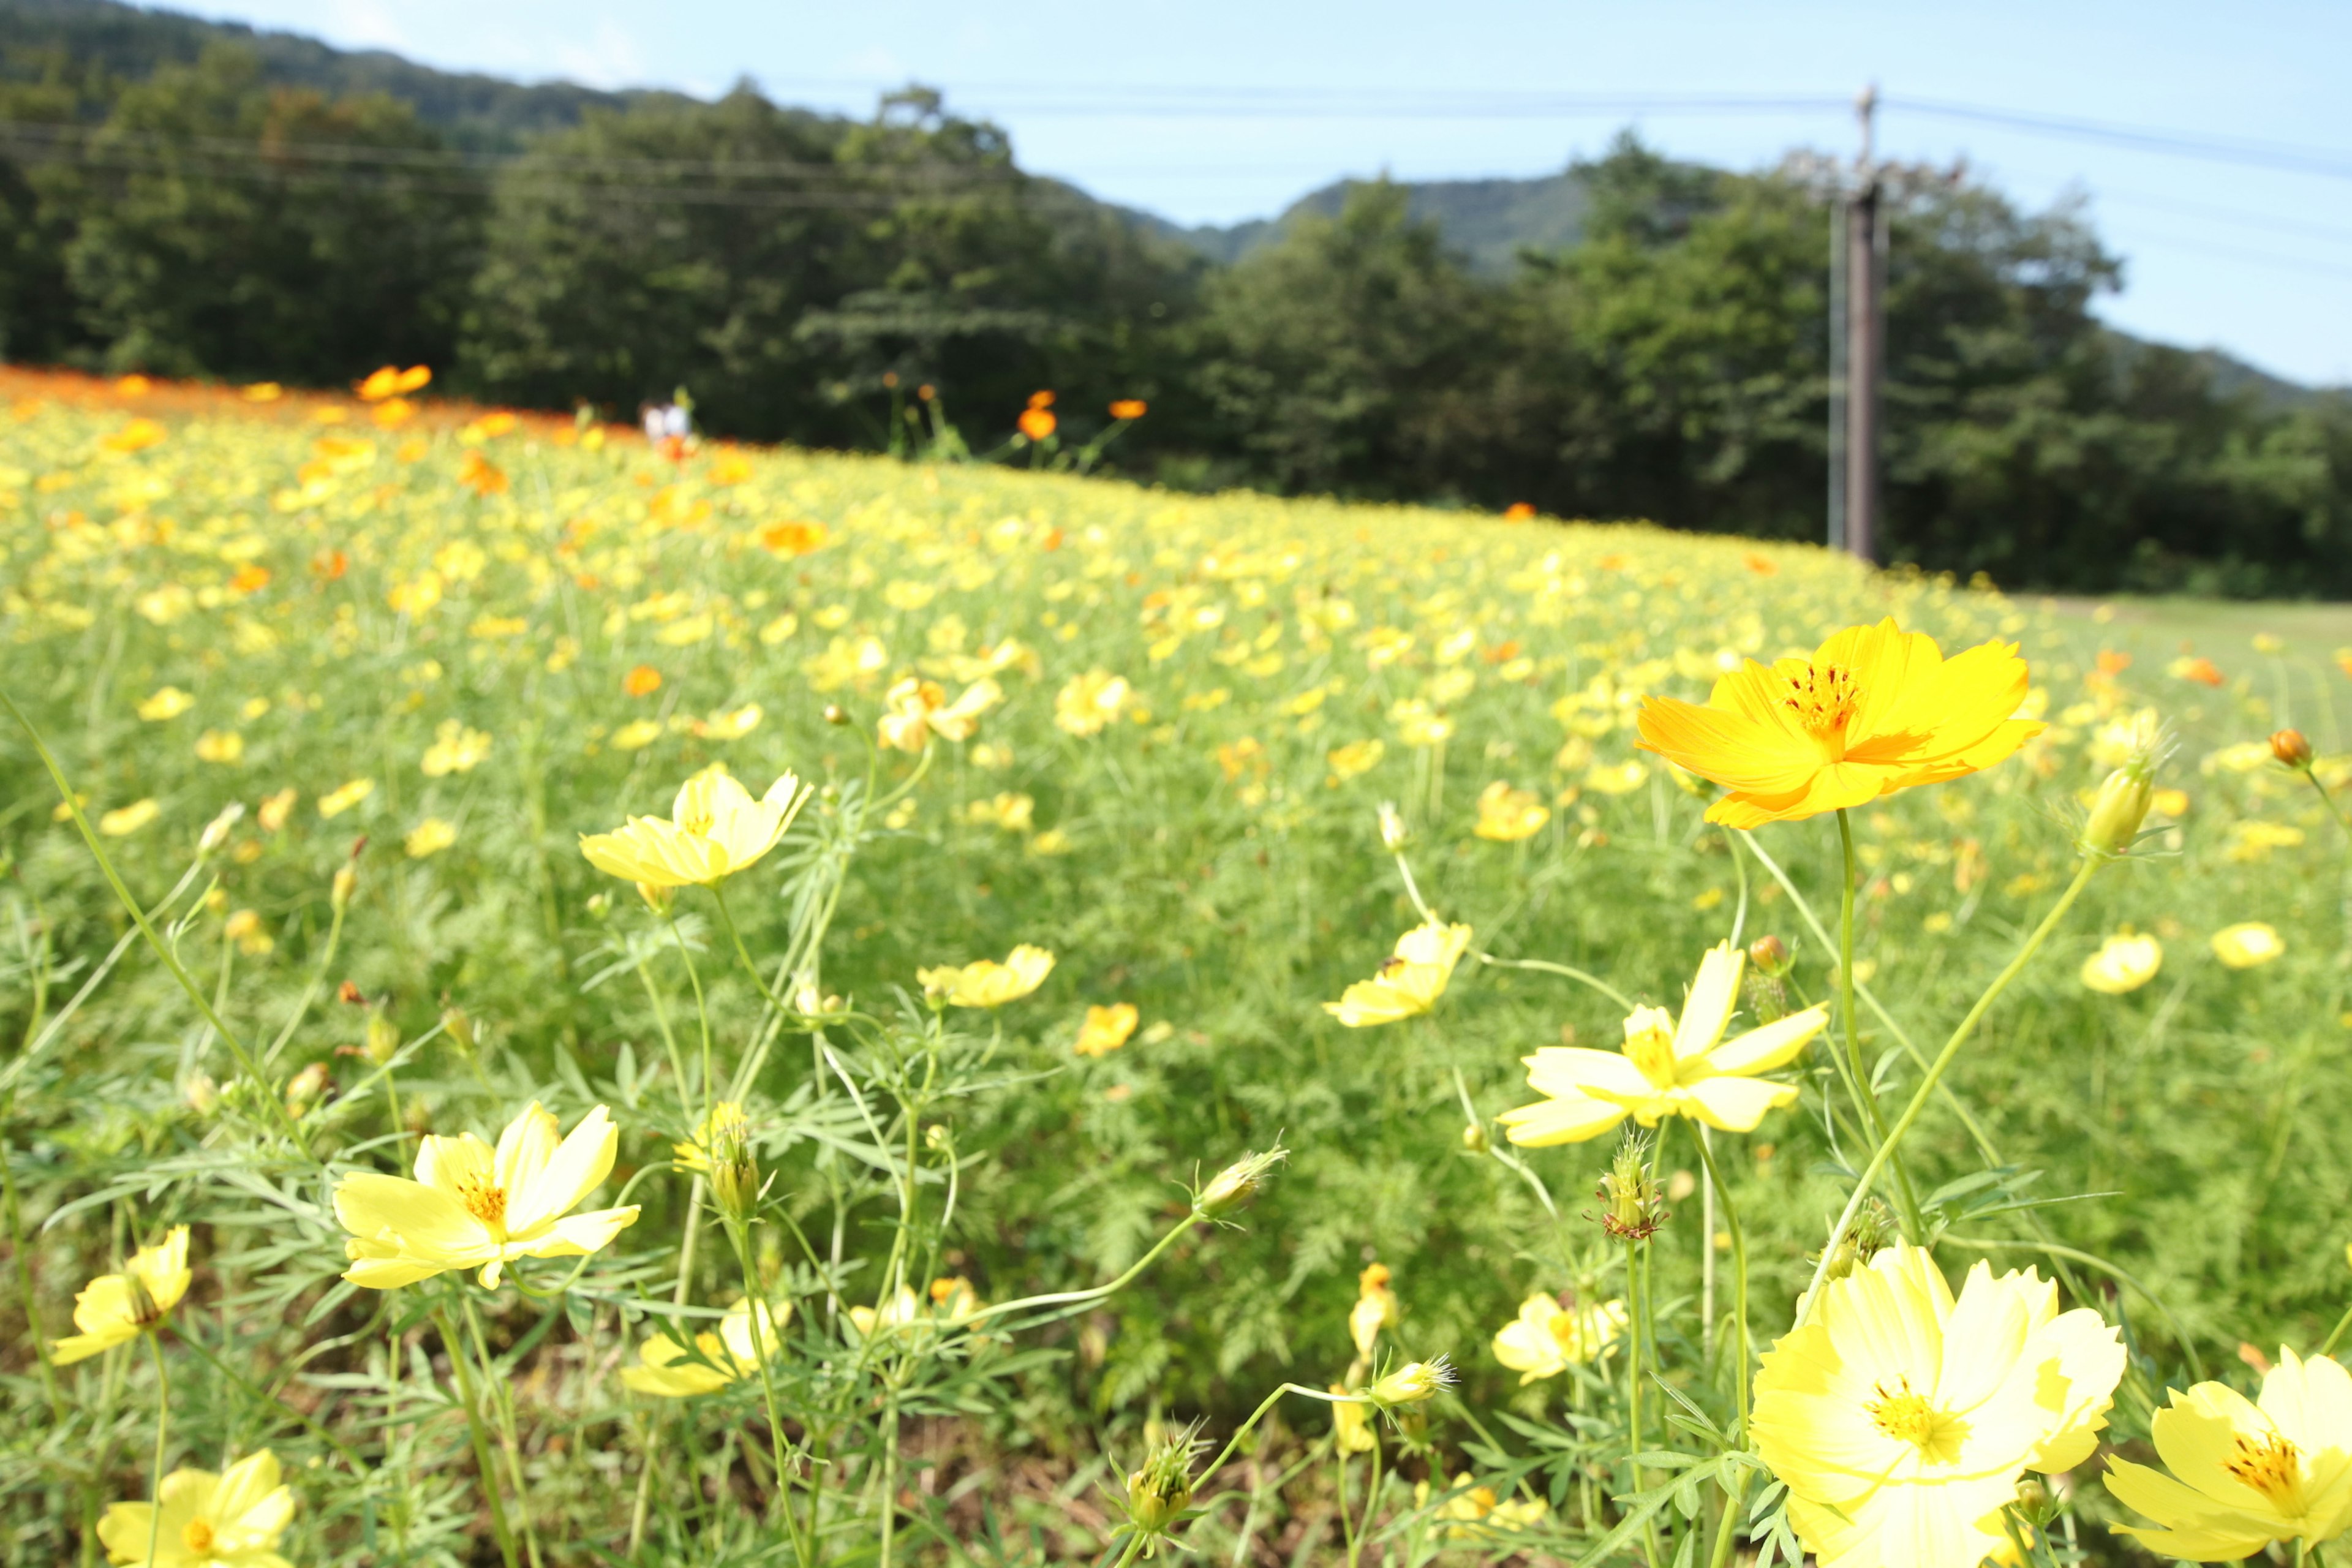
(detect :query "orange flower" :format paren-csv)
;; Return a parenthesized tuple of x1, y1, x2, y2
(311, 548, 349, 580)
(1108, 399, 1147, 420)
(457, 450, 508, 496)
(356, 364, 431, 401)
(1018, 407, 1057, 442)
(2169, 655, 2224, 687)
(228, 564, 271, 595)
(1742, 552, 1779, 576)
(624, 665, 663, 698)
(1635, 617, 2042, 828)
(101, 418, 168, 453)
(1026, 390, 1055, 410)
(1502, 502, 1536, 521)
(2095, 649, 2132, 676)
(760, 521, 828, 556)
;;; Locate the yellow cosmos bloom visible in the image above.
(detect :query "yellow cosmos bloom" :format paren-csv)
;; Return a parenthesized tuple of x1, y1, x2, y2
(673, 1101, 748, 1172)
(2212, 922, 2285, 970)
(137, 687, 196, 721)
(619, 1298, 789, 1398)
(51, 1225, 192, 1365)
(1349, 1262, 1398, 1357)
(99, 800, 161, 837)
(2105, 1348, 2352, 1559)
(918, 944, 1056, 1008)
(1491, 1292, 1627, 1383)
(404, 817, 457, 858)
(1636, 618, 2043, 827)
(878, 676, 1000, 751)
(2081, 932, 2162, 994)
(1074, 1003, 1139, 1058)
(1332, 1384, 1377, 1453)
(1499, 941, 1828, 1144)
(317, 778, 374, 818)
(97, 1449, 293, 1568)
(1054, 669, 1131, 736)
(334, 1102, 639, 1289)
(1322, 919, 1473, 1027)
(1752, 1245, 2124, 1568)
(420, 720, 492, 776)
(578, 763, 812, 888)
(1472, 780, 1549, 842)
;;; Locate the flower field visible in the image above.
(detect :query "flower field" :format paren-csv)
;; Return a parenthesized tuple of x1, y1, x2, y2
(6, 365, 2352, 1566)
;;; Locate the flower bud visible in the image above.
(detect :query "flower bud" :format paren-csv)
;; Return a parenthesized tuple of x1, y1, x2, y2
(198, 802, 244, 854)
(1194, 1145, 1286, 1219)
(1460, 1121, 1490, 1154)
(2079, 767, 2155, 858)
(284, 1060, 331, 1118)
(184, 1071, 219, 1115)
(823, 703, 849, 726)
(330, 864, 358, 913)
(1747, 933, 1791, 978)
(1366, 1356, 1455, 1408)
(1124, 1423, 1202, 1537)
(1376, 801, 1408, 851)
(442, 1005, 476, 1055)
(1593, 1130, 1668, 1242)
(635, 880, 674, 914)
(363, 1011, 400, 1066)
(2272, 728, 2314, 770)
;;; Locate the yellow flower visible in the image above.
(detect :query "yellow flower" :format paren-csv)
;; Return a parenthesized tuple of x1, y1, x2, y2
(317, 778, 374, 818)
(578, 763, 811, 889)
(2213, 922, 2285, 969)
(672, 1101, 749, 1174)
(1327, 737, 1385, 782)
(334, 1102, 640, 1289)
(99, 800, 160, 837)
(1752, 1245, 2124, 1568)
(878, 676, 1001, 751)
(1074, 1003, 1139, 1058)
(1054, 669, 1131, 736)
(1500, 941, 1828, 1144)
(405, 817, 457, 858)
(1322, 919, 1473, 1027)
(194, 729, 244, 764)
(619, 1298, 789, 1398)
(2104, 1349, 2352, 1560)
(1350, 1262, 1398, 1356)
(138, 687, 195, 721)
(847, 1285, 922, 1343)
(1637, 617, 2042, 827)
(1331, 1385, 1377, 1454)
(918, 944, 1056, 1008)
(50, 1225, 191, 1365)
(1472, 780, 1549, 842)
(97, 1449, 293, 1568)
(609, 718, 663, 751)
(1583, 759, 1649, 796)
(1491, 1292, 1629, 1383)
(420, 720, 492, 776)
(2081, 932, 2162, 994)
(696, 703, 763, 740)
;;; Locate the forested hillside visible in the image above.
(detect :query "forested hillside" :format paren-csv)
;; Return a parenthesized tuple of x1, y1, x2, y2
(4, 0, 2350, 595)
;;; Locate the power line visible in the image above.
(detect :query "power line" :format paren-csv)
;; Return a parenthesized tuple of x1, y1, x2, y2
(1885, 97, 2352, 184)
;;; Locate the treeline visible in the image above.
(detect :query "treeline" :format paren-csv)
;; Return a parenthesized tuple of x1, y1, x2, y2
(4, 40, 2350, 595)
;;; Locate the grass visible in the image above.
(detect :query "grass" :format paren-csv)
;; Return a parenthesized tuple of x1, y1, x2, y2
(4, 364, 2352, 1564)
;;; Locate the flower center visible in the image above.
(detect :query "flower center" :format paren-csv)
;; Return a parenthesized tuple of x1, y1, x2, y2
(455, 1172, 508, 1233)
(1621, 1006, 1679, 1088)
(125, 1273, 163, 1328)
(1783, 662, 1860, 738)
(182, 1518, 216, 1555)
(2226, 1431, 2304, 1511)
(1866, 1376, 1963, 1460)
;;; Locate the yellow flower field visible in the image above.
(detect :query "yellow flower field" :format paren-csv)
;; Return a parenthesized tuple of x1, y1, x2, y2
(6, 365, 2352, 1565)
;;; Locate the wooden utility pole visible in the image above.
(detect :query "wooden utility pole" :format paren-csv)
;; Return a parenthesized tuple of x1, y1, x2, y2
(1844, 85, 1882, 564)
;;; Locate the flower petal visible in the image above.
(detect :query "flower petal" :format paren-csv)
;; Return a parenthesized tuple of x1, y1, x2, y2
(1498, 1092, 1628, 1146)
(507, 1106, 619, 1237)
(516, 1204, 641, 1260)
(1675, 1074, 1798, 1132)
(1704, 1003, 1830, 1076)
(495, 1102, 564, 1197)
(1673, 941, 1743, 1061)
(335, 1172, 491, 1263)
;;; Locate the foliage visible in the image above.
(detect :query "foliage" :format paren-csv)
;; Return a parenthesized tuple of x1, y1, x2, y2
(4, 371, 2352, 1562)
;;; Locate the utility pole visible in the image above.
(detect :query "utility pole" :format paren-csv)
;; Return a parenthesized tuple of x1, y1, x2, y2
(1843, 84, 1882, 564)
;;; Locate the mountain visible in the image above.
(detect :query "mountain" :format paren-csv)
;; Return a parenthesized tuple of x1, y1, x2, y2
(0, 0, 693, 146)
(1153, 170, 1593, 274)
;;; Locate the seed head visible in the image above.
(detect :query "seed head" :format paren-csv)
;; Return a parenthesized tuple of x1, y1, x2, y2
(1124, 1422, 1203, 1540)
(1593, 1130, 1669, 1242)
(1366, 1355, 1455, 1408)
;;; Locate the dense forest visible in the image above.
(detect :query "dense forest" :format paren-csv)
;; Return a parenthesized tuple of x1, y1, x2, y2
(3, 4, 2350, 595)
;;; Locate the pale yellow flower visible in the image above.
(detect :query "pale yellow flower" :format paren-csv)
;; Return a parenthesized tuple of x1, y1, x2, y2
(1350, 1262, 1398, 1357)
(2213, 922, 2285, 969)
(1054, 669, 1130, 736)
(1322, 919, 1473, 1027)
(2081, 932, 2161, 995)
(194, 730, 244, 764)
(317, 778, 374, 818)
(2106, 1348, 2352, 1559)
(1327, 738, 1385, 782)
(99, 800, 160, 837)
(1491, 1292, 1629, 1383)
(619, 1298, 789, 1398)
(579, 763, 811, 889)
(1472, 780, 1548, 841)
(137, 687, 195, 722)
(1752, 1245, 2123, 1568)
(1501, 941, 1828, 1144)
(696, 703, 763, 740)
(334, 1102, 639, 1289)
(51, 1226, 191, 1364)
(672, 1101, 749, 1174)
(1074, 1003, 1139, 1058)
(420, 720, 492, 777)
(918, 945, 1056, 1008)
(1332, 1385, 1376, 1453)
(97, 1449, 293, 1568)
(609, 719, 663, 751)
(405, 818, 457, 858)
(847, 1285, 922, 1342)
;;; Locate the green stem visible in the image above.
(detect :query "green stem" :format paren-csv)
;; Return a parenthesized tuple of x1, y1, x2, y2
(2320, 1298, 2352, 1358)
(0, 1134, 64, 1422)
(1692, 1131, 1751, 1441)
(1335, 1445, 1360, 1566)
(172, 1328, 364, 1468)
(1837, 810, 1924, 1237)
(724, 1219, 810, 1567)
(434, 1305, 519, 1568)
(460, 1293, 545, 1568)
(711, 884, 789, 1014)
(142, 1333, 170, 1568)
(662, 912, 716, 1128)
(0, 691, 303, 1148)
(1798, 853, 2103, 1317)
(1475, 953, 1634, 1012)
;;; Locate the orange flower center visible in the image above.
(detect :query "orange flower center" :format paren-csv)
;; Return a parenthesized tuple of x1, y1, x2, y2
(2226, 1431, 2304, 1509)
(1782, 662, 1860, 738)
(455, 1172, 508, 1232)
(183, 1518, 216, 1555)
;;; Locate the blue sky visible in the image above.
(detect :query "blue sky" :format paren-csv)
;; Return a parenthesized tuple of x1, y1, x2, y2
(183, 0, 2352, 386)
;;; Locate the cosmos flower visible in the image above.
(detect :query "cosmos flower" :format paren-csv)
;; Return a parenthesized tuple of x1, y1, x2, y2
(619, 1298, 789, 1398)
(1472, 780, 1548, 842)
(2212, 922, 2285, 969)
(1636, 618, 2042, 827)
(1500, 941, 1828, 1144)
(2080, 932, 2162, 994)
(334, 1102, 639, 1289)
(97, 1449, 293, 1568)
(1074, 1003, 1139, 1058)
(579, 763, 810, 889)
(918, 946, 1056, 1008)
(1491, 1292, 1628, 1383)
(1752, 1245, 2124, 1568)
(51, 1225, 191, 1365)
(1322, 919, 1473, 1027)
